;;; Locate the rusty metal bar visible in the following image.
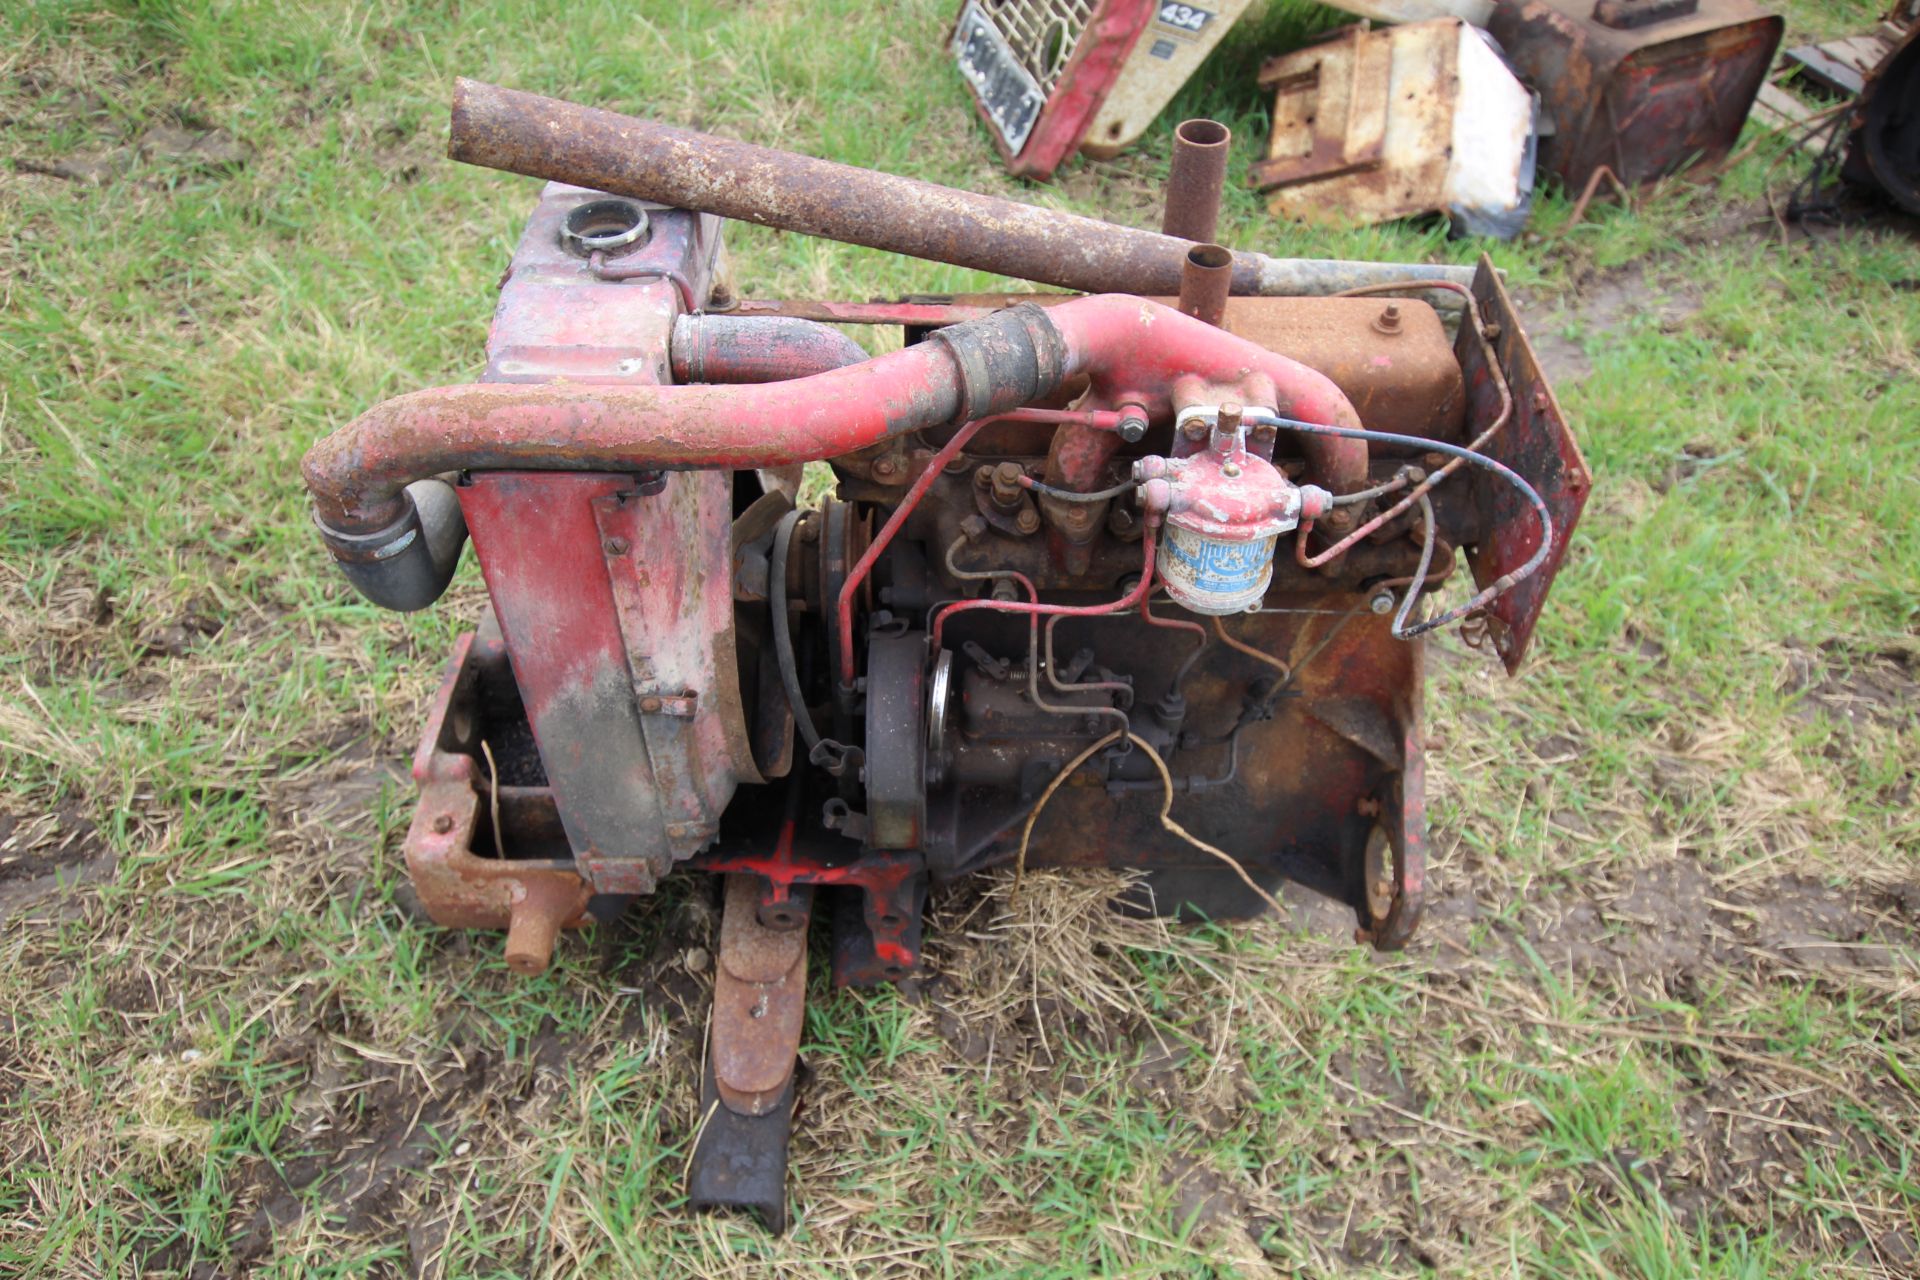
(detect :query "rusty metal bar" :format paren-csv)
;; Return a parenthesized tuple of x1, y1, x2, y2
(1162, 118, 1231, 243)
(670, 314, 868, 384)
(448, 80, 1475, 299)
(1177, 244, 1232, 328)
(727, 299, 1000, 326)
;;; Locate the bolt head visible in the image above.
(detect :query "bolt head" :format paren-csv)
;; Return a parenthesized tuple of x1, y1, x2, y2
(1118, 415, 1147, 443)
(640, 695, 662, 712)
(872, 457, 897, 477)
(431, 814, 455, 834)
(1016, 507, 1041, 534)
(602, 536, 630, 556)
(1370, 590, 1396, 615)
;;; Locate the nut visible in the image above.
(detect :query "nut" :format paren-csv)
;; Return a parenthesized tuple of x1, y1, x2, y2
(1015, 506, 1041, 535)
(872, 457, 898, 478)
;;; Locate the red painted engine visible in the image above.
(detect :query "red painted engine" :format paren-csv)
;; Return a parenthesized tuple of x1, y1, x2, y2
(303, 85, 1588, 1226)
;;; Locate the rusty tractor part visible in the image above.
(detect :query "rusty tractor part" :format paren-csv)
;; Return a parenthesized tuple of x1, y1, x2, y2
(1177, 243, 1234, 328)
(1844, 15, 1920, 215)
(948, 0, 1258, 177)
(447, 79, 1477, 300)
(1251, 18, 1536, 234)
(1489, 0, 1785, 193)
(1162, 118, 1232, 243)
(325, 83, 1588, 1229)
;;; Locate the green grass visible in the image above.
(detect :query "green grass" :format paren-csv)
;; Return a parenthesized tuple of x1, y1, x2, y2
(2, 0, 1916, 1275)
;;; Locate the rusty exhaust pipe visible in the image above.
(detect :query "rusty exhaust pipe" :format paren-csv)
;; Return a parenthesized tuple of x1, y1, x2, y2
(447, 80, 1474, 299)
(1177, 244, 1233, 328)
(1162, 119, 1230, 244)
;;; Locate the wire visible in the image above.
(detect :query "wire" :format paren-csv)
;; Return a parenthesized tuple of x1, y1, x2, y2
(1019, 476, 1137, 503)
(1042, 614, 1135, 710)
(928, 525, 1159, 654)
(1210, 615, 1290, 680)
(1140, 591, 1207, 698)
(1010, 729, 1284, 918)
(1014, 730, 1124, 895)
(943, 532, 1038, 603)
(1306, 282, 1513, 566)
(836, 406, 1133, 685)
(1247, 409, 1554, 635)
(769, 509, 822, 753)
(1389, 492, 1438, 641)
(1132, 734, 1286, 917)
(1329, 468, 1414, 507)
(1179, 603, 1365, 749)
(837, 418, 986, 684)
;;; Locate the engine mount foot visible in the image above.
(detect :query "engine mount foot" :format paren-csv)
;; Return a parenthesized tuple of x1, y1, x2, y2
(829, 873, 927, 987)
(689, 873, 810, 1230)
(688, 1060, 795, 1232)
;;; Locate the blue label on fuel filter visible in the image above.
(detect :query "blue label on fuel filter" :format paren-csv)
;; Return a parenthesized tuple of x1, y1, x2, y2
(1164, 528, 1270, 595)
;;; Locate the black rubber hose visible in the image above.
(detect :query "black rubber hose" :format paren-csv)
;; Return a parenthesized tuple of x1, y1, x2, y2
(769, 509, 822, 753)
(1021, 476, 1137, 503)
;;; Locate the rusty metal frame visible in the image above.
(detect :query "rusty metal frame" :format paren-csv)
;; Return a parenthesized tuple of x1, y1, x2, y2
(1459, 257, 1592, 673)
(1489, 0, 1784, 191)
(1248, 22, 1392, 191)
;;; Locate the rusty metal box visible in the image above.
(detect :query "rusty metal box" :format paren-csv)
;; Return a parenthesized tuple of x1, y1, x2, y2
(1488, 0, 1784, 190)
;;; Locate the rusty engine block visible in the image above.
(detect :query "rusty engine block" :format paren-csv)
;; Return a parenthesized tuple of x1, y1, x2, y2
(302, 82, 1589, 1227)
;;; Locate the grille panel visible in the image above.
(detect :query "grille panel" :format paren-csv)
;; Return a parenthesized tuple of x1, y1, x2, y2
(984, 0, 1099, 93)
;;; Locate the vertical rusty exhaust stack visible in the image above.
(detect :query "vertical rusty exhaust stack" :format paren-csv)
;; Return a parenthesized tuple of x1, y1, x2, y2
(1162, 118, 1232, 244)
(1178, 244, 1233, 328)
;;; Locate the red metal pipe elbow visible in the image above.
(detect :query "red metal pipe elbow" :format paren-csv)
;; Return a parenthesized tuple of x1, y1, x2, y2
(1046, 295, 1370, 495)
(303, 295, 1369, 611)
(304, 304, 1067, 538)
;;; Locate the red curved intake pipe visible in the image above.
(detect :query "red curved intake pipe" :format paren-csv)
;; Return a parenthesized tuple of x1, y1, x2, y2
(302, 298, 1368, 606)
(1043, 296, 1368, 495)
